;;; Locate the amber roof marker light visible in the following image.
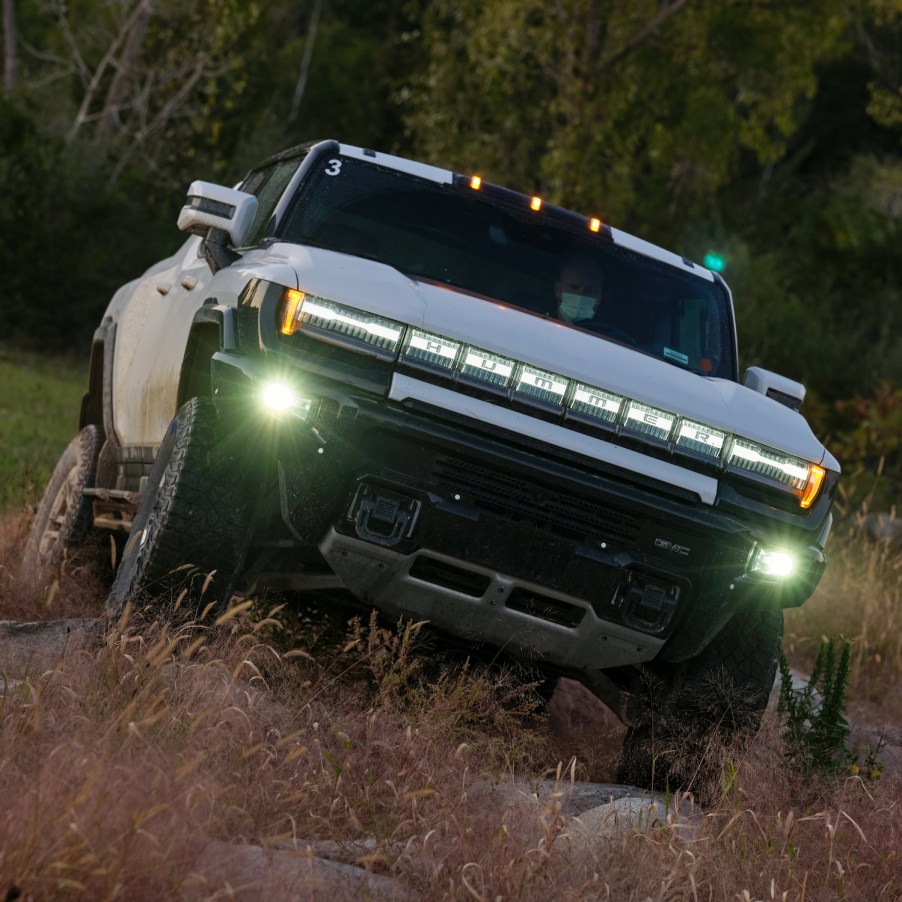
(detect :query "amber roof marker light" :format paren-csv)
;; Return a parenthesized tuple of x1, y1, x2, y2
(530, 196, 543, 211)
(469, 175, 482, 190)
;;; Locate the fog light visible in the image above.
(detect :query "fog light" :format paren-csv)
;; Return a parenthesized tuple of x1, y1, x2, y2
(261, 382, 313, 419)
(751, 546, 796, 578)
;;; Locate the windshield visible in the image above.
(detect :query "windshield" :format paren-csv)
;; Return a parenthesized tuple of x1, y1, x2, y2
(280, 153, 736, 379)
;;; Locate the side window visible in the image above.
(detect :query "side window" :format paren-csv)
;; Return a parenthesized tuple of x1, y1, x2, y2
(240, 155, 305, 246)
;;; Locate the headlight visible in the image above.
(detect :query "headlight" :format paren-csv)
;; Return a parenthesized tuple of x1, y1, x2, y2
(727, 438, 826, 509)
(279, 289, 404, 358)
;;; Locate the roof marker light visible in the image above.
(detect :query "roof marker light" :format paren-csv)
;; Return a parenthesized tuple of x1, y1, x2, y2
(530, 196, 542, 211)
(589, 218, 602, 233)
(470, 176, 482, 190)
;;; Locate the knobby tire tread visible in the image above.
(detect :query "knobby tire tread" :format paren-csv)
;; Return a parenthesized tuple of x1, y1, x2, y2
(108, 398, 250, 618)
(617, 601, 784, 794)
(24, 424, 101, 575)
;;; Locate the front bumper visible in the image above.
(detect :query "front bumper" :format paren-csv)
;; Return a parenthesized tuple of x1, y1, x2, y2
(212, 351, 828, 672)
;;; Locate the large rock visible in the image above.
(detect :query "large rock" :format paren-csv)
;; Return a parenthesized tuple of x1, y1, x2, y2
(189, 839, 418, 901)
(0, 618, 104, 676)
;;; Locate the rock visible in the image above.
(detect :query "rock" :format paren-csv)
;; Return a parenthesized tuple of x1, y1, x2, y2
(548, 677, 624, 737)
(485, 776, 649, 818)
(0, 618, 104, 676)
(545, 677, 626, 781)
(560, 791, 704, 860)
(189, 838, 418, 901)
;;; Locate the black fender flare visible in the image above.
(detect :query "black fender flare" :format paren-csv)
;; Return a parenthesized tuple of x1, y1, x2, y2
(79, 317, 116, 442)
(175, 302, 238, 409)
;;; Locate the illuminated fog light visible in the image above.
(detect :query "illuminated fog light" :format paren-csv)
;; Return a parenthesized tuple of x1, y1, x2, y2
(262, 382, 294, 411)
(261, 382, 313, 419)
(752, 547, 796, 579)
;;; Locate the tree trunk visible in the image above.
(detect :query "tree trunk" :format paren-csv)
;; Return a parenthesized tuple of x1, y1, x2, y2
(95, 0, 155, 145)
(2, 0, 16, 95)
(289, 0, 324, 123)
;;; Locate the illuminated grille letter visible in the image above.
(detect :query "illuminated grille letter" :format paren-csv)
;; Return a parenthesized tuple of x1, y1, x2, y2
(461, 348, 515, 387)
(516, 365, 568, 406)
(571, 384, 623, 424)
(625, 401, 674, 440)
(404, 329, 459, 369)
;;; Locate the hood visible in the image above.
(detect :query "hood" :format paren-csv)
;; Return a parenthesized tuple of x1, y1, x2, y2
(272, 243, 832, 469)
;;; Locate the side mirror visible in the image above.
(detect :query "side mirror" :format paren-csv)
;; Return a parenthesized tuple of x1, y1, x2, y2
(177, 181, 258, 248)
(744, 366, 806, 411)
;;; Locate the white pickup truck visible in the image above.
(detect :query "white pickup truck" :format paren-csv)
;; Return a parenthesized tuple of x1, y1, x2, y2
(26, 139, 839, 790)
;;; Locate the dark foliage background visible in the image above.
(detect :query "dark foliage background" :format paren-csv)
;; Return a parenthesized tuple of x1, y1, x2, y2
(2, 0, 900, 502)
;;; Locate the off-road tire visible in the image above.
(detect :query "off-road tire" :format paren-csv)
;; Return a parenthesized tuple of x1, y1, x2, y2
(23, 425, 101, 578)
(106, 397, 251, 620)
(616, 601, 783, 795)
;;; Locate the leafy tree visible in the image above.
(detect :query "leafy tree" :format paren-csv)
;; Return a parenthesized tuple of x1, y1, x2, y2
(407, 0, 850, 240)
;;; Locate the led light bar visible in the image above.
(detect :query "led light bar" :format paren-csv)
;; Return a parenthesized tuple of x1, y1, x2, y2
(675, 419, 726, 460)
(460, 347, 516, 388)
(403, 329, 461, 370)
(276, 289, 828, 508)
(623, 401, 675, 443)
(728, 439, 809, 489)
(280, 291, 404, 355)
(570, 384, 623, 425)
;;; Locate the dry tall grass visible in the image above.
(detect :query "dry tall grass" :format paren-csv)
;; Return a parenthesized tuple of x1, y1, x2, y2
(785, 515, 902, 726)
(2, 516, 901, 900)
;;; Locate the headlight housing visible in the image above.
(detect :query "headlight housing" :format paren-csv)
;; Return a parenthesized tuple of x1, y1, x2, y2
(726, 439, 826, 509)
(279, 289, 404, 358)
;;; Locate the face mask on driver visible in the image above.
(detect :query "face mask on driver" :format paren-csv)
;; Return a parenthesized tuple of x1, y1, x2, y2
(559, 293, 597, 322)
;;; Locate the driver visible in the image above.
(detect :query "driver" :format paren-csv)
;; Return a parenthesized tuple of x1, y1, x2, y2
(554, 255, 605, 325)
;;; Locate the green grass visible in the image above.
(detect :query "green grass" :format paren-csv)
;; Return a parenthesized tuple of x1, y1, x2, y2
(0, 344, 88, 511)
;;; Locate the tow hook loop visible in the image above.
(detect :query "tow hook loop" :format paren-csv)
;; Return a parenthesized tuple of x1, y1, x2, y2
(352, 485, 420, 547)
(619, 572, 680, 634)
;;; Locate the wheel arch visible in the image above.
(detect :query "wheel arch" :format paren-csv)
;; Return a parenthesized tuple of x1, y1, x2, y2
(176, 304, 234, 409)
(79, 318, 116, 440)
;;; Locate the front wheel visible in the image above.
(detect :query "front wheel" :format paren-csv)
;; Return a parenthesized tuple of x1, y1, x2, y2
(616, 601, 784, 795)
(23, 425, 101, 579)
(106, 398, 252, 621)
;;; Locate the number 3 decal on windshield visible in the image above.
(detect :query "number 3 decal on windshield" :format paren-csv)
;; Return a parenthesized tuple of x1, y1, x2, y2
(324, 159, 342, 177)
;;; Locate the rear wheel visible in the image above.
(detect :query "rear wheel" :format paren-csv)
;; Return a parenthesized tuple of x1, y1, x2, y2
(106, 398, 252, 620)
(616, 601, 783, 795)
(23, 425, 101, 578)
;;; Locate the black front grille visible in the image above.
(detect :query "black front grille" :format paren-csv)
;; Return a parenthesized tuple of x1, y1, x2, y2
(432, 456, 642, 549)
